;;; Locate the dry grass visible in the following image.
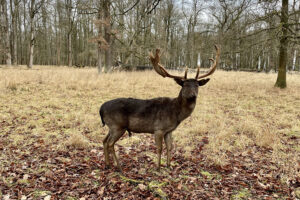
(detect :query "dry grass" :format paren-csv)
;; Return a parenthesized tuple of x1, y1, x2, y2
(0, 65, 299, 182)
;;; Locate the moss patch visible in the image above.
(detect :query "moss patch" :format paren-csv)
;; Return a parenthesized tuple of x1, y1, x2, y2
(231, 188, 251, 200)
(148, 181, 168, 200)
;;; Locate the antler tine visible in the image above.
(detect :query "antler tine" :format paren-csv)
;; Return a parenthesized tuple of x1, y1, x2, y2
(149, 48, 187, 80)
(195, 66, 200, 79)
(184, 67, 188, 79)
(196, 45, 220, 80)
(149, 49, 167, 77)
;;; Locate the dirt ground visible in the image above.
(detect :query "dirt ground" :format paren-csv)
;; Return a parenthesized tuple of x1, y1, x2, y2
(0, 66, 299, 199)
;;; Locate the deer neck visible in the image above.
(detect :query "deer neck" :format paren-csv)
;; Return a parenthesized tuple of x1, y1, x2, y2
(175, 90, 197, 122)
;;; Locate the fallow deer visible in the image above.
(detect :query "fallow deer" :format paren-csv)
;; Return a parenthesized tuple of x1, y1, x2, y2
(99, 45, 220, 172)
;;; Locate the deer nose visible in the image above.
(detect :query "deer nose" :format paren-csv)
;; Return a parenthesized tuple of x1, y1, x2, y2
(188, 91, 198, 98)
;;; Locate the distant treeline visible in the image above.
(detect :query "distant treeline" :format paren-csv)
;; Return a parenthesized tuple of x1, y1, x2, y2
(0, 0, 299, 72)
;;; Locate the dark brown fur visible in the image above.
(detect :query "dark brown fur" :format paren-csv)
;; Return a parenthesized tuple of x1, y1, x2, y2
(99, 78, 210, 171)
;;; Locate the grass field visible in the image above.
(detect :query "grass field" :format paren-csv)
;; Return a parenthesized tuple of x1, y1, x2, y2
(0, 66, 299, 199)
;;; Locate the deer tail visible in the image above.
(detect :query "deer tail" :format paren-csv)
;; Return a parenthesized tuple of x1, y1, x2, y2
(99, 106, 105, 127)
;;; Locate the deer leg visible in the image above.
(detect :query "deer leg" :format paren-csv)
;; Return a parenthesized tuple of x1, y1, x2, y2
(154, 132, 164, 171)
(103, 132, 111, 168)
(107, 129, 125, 172)
(164, 132, 173, 168)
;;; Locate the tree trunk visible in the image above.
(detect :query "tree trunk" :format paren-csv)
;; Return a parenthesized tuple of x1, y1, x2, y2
(68, 32, 72, 67)
(103, 0, 111, 71)
(55, 0, 61, 66)
(66, 0, 73, 67)
(22, 0, 28, 65)
(28, 0, 36, 69)
(275, 0, 288, 88)
(1, 0, 12, 65)
(97, 44, 102, 73)
(28, 31, 34, 68)
(27, 0, 36, 68)
(97, 7, 102, 73)
(292, 50, 297, 71)
(10, 0, 18, 65)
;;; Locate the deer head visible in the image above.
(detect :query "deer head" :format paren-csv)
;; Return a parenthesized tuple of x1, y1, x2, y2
(150, 45, 220, 102)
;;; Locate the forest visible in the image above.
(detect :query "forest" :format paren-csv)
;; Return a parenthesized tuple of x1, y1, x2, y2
(1, 0, 300, 199)
(1, 0, 300, 73)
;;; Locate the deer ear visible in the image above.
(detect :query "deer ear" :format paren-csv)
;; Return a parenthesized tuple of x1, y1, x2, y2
(198, 78, 210, 86)
(174, 78, 184, 86)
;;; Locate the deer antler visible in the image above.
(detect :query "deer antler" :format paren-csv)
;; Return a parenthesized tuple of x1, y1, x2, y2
(195, 45, 220, 80)
(149, 49, 188, 80)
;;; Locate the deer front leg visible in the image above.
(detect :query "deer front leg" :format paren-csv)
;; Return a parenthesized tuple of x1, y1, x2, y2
(164, 132, 173, 168)
(154, 132, 164, 171)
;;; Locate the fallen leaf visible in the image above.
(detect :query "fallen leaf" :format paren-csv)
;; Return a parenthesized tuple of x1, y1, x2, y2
(138, 184, 147, 191)
(44, 195, 51, 200)
(23, 174, 30, 180)
(3, 195, 10, 200)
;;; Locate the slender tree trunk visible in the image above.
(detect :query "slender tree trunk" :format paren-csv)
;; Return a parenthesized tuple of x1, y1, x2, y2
(103, 0, 111, 71)
(56, 0, 61, 66)
(68, 31, 72, 67)
(66, 0, 72, 67)
(10, 0, 18, 65)
(28, 30, 34, 68)
(292, 50, 297, 71)
(97, 44, 102, 73)
(275, 0, 288, 88)
(23, 0, 27, 65)
(97, 7, 102, 73)
(1, 0, 12, 65)
(28, 0, 36, 69)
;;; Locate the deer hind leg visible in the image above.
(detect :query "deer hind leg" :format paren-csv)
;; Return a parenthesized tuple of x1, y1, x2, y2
(107, 128, 125, 172)
(164, 132, 173, 168)
(103, 133, 110, 168)
(155, 132, 164, 171)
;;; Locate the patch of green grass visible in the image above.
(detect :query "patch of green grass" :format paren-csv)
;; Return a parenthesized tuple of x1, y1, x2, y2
(91, 169, 101, 177)
(30, 190, 51, 199)
(148, 181, 168, 200)
(200, 170, 222, 180)
(231, 188, 251, 200)
(287, 130, 300, 138)
(17, 179, 30, 185)
(294, 146, 300, 152)
(3, 177, 14, 187)
(120, 175, 144, 184)
(201, 171, 213, 179)
(92, 181, 100, 187)
(65, 196, 77, 200)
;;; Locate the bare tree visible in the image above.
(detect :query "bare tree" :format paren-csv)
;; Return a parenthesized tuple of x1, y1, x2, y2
(10, 0, 20, 65)
(27, 0, 43, 68)
(103, 0, 112, 71)
(1, 0, 299, 80)
(1, 0, 12, 65)
(66, 0, 73, 67)
(275, 0, 288, 88)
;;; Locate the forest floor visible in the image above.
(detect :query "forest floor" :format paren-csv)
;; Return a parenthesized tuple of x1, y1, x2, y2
(0, 66, 299, 199)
